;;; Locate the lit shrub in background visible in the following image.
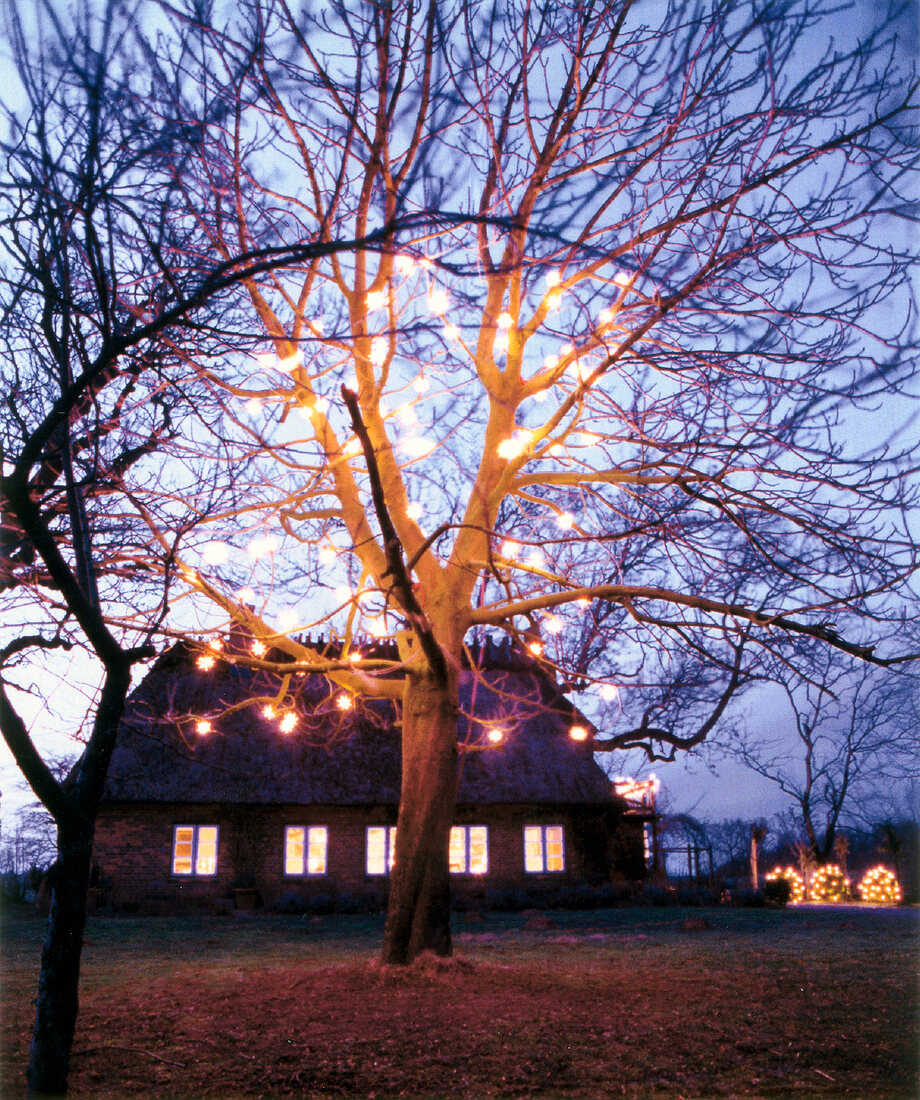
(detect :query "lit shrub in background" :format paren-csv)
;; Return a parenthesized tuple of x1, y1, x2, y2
(857, 866, 901, 904)
(765, 867, 805, 905)
(811, 864, 850, 902)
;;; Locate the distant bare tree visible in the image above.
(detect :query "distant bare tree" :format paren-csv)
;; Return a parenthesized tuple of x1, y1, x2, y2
(729, 656, 920, 864)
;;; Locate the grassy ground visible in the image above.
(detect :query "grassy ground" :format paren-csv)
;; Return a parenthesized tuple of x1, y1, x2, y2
(2, 904, 917, 1099)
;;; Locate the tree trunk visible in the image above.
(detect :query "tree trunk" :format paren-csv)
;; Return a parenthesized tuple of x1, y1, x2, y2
(27, 824, 93, 1098)
(381, 669, 459, 965)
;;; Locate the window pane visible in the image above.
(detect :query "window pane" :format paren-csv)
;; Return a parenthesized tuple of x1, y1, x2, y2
(449, 826, 466, 873)
(469, 827, 489, 874)
(307, 827, 328, 875)
(196, 826, 218, 875)
(545, 826, 564, 872)
(173, 827, 193, 875)
(285, 827, 305, 876)
(524, 826, 544, 873)
(367, 826, 386, 875)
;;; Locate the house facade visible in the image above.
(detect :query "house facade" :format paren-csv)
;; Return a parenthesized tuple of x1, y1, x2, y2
(93, 636, 652, 913)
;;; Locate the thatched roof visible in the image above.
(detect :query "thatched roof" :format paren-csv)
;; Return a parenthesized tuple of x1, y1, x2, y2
(102, 636, 616, 807)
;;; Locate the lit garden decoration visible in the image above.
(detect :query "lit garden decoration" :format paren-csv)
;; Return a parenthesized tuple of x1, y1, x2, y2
(765, 867, 805, 905)
(811, 864, 851, 902)
(857, 866, 902, 904)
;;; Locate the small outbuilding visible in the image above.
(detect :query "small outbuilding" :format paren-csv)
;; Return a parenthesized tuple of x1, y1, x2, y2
(93, 635, 653, 913)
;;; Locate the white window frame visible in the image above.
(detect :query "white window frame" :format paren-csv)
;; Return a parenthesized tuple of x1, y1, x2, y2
(449, 825, 489, 875)
(366, 825, 397, 875)
(523, 824, 565, 873)
(283, 825, 329, 876)
(172, 824, 219, 877)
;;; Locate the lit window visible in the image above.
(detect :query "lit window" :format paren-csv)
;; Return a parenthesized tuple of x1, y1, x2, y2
(523, 825, 565, 873)
(366, 826, 397, 875)
(284, 826, 328, 876)
(449, 826, 489, 875)
(172, 825, 219, 876)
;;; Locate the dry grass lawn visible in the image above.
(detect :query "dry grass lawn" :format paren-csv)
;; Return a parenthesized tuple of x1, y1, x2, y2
(2, 904, 917, 1098)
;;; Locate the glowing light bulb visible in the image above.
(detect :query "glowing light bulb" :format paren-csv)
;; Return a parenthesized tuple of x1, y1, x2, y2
(528, 641, 543, 656)
(370, 337, 388, 366)
(319, 546, 337, 565)
(251, 640, 267, 657)
(487, 728, 504, 744)
(576, 597, 590, 608)
(395, 254, 415, 274)
(236, 586, 256, 603)
(256, 352, 277, 370)
(443, 323, 461, 341)
(366, 289, 387, 311)
(200, 541, 229, 565)
(196, 654, 216, 671)
(614, 271, 631, 286)
(544, 614, 563, 633)
(336, 694, 353, 711)
(347, 650, 362, 663)
(398, 405, 419, 427)
(497, 430, 533, 460)
(279, 712, 297, 733)
(556, 512, 574, 530)
(261, 705, 276, 719)
(277, 351, 302, 372)
(545, 270, 561, 288)
(314, 396, 330, 414)
(428, 288, 449, 314)
(247, 534, 278, 559)
(401, 436, 434, 456)
(494, 331, 509, 353)
(412, 375, 430, 394)
(195, 719, 212, 735)
(598, 308, 613, 325)
(600, 683, 619, 702)
(406, 501, 424, 520)
(334, 584, 353, 602)
(497, 311, 513, 329)
(244, 397, 262, 416)
(366, 617, 388, 637)
(276, 607, 299, 632)
(500, 539, 521, 558)
(569, 725, 589, 741)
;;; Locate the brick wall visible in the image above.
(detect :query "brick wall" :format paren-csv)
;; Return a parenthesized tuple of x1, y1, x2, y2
(93, 801, 640, 913)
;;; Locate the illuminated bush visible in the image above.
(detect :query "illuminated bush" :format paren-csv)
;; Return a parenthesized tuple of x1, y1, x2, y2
(811, 863, 850, 902)
(765, 866, 805, 905)
(857, 866, 901, 904)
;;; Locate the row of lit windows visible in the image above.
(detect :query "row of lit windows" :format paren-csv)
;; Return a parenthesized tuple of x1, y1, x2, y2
(171, 823, 565, 877)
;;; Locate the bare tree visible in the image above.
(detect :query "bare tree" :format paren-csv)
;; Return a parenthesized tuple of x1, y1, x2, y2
(0, 2, 399, 1092)
(141, 0, 920, 965)
(728, 655, 920, 863)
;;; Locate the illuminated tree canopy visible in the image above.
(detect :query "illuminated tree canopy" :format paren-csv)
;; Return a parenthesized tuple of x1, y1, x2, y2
(136, 0, 919, 962)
